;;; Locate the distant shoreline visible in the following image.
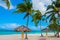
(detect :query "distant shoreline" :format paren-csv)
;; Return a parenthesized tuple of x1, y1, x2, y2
(0, 32, 55, 35)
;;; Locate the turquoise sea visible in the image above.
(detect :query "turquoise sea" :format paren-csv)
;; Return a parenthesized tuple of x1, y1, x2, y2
(0, 31, 54, 35)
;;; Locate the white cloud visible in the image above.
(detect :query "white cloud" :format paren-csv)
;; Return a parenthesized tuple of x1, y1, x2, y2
(0, 23, 20, 30)
(32, 0, 52, 15)
(0, 0, 14, 9)
(0, 23, 47, 31)
(38, 2, 46, 15)
(29, 26, 46, 31)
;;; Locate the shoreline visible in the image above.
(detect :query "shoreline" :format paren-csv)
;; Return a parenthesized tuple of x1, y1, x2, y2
(0, 33, 55, 36)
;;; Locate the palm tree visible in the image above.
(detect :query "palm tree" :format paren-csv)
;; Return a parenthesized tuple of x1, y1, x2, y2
(32, 10, 43, 36)
(48, 23, 60, 37)
(45, 0, 60, 37)
(55, 0, 60, 25)
(14, 0, 34, 39)
(45, 0, 60, 22)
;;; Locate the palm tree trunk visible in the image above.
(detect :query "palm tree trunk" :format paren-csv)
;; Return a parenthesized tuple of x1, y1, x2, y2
(55, 32, 57, 37)
(40, 20, 43, 37)
(54, 31, 56, 37)
(57, 13, 60, 38)
(57, 31, 59, 37)
(25, 13, 29, 40)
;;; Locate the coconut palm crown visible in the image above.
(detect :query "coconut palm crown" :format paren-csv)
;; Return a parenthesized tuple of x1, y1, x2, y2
(32, 10, 42, 26)
(14, 0, 34, 19)
(45, 0, 60, 23)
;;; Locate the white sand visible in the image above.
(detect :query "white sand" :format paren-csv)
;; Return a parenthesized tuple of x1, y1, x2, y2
(0, 34, 60, 40)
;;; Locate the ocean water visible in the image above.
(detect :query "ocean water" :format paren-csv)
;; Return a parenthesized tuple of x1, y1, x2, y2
(0, 31, 40, 35)
(0, 31, 54, 35)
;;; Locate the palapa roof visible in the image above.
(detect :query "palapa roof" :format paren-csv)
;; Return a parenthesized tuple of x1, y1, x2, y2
(14, 25, 30, 32)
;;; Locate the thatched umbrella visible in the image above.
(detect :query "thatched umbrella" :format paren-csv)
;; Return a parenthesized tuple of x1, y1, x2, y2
(14, 25, 30, 40)
(42, 27, 51, 32)
(41, 27, 50, 40)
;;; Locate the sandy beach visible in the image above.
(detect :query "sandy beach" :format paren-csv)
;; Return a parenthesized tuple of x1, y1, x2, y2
(0, 34, 60, 40)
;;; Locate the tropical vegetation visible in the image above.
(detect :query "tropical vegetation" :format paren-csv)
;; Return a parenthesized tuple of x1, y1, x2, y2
(45, 0, 60, 37)
(4, 0, 60, 38)
(32, 10, 44, 36)
(14, 0, 35, 39)
(3, 0, 10, 9)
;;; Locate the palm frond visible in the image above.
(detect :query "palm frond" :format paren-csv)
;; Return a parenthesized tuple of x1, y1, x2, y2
(13, 8, 26, 14)
(26, 1, 32, 10)
(31, 10, 42, 26)
(47, 5, 53, 10)
(45, 10, 54, 14)
(49, 13, 56, 22)
(46, 13, 52, 19)
(3, 0, 10, 9)
(32, 16, 38, 26)
(16, 3, 27, 11)
(29, 10, 35, 14)
(52, 1, 56, 5)
(23, 12, 29, 19)
(55, 0, 60, 7)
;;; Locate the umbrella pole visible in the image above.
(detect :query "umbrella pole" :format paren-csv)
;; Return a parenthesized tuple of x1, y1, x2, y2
(22, 31, 24, 40)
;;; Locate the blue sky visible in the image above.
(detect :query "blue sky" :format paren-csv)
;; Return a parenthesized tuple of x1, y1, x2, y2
(0, 0, 52, 31)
